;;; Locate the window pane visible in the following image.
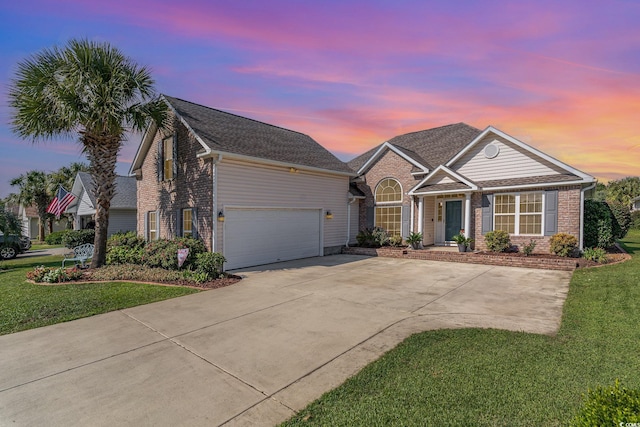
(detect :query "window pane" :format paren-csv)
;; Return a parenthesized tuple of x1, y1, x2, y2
(495, 215, 515, 234)
(495, 194, 515, 214)
(375, 206, 402, 236)
(163, 137, 173, 180)
(375, 179, 402, 203)
(520, 193, 542, 214)
(183, 209, 192, 236)
(519, 214, 541, 235)
(149, 212, 157, 240)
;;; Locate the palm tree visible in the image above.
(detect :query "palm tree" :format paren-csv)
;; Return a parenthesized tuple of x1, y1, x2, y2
(10, 170, 51, 241)
(9, 39, 167, 267)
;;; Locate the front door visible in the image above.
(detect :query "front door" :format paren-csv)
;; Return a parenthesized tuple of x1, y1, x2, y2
(445, 200, 462, 241)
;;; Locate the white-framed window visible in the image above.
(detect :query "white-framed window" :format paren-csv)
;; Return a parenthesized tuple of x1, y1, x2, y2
(163, 136, 173, 180)
(148, 211, 158, 240)
(182, 208, 192, 237)
(375, 178, 402, 236)
(494, 192, 543, 235)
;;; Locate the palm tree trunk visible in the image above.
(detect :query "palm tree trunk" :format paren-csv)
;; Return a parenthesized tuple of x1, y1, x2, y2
(83, 133, 121, 268)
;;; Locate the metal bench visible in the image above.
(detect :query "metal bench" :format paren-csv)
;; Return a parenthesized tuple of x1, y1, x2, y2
(62, 243, 95, 268)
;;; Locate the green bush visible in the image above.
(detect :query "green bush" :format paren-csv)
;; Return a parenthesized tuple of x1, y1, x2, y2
(62, 229, 95, 248)
(44, 230, 69, 245)
(388, 235, 404, 247)
(90, 264, 184, 283)
(522, 240, 537, 256)
(106, 232, 146, 265)
(484, 230, 511, 252)
(608, 201, 632, 239)
(26, 265, 83, 283)
(584, 200, 616, 248)
(107, 231, 146, 250)
(141, 237, 207, 270)
(570, 380, 640, 427)
(632, 210, 640, 230)
(549, 233, 578, 257)
(194, 252, 226, 279)
(582, 247, 608, 263)
(356, 227, 389, 247)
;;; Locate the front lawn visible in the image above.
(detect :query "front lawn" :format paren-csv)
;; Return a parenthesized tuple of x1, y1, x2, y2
(0, 254, 198, 336)
(283, 230, 640, 426)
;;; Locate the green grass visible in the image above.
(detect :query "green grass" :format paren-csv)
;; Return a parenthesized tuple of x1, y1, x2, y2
(0, 254, 199, 336)
(283, 229, 640, 426)
(30, 243, 63, 250)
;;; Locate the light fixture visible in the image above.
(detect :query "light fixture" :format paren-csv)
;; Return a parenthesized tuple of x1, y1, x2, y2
(325, 211, 333, 219)
(289, 167, 299, 173)
(217, 210, 225, 222)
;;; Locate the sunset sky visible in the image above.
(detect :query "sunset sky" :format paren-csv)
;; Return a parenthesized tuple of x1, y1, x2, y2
(1, 0, 638, 198)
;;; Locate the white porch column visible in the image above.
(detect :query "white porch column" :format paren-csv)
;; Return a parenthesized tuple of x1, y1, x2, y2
(418, 197, 424, 234)
(464, 193, 472, 238)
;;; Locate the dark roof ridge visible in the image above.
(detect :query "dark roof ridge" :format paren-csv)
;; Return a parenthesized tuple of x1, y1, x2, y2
(163, 95, 311, 139)
(389, 122, 475, 141)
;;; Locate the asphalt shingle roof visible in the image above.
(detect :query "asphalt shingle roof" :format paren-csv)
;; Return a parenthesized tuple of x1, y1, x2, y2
(77, 172, 137, 209)
(164, 96, 353, 174)
(347, 123, 482, 173)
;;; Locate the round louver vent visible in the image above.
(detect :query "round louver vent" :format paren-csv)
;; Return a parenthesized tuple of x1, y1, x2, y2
(484, 143, 500, 159)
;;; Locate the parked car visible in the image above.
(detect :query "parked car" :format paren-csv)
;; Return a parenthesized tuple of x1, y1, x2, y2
(0, 233, 31, 260)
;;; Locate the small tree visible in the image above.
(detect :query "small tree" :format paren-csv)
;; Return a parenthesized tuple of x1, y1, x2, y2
(10, 170, 51, 241)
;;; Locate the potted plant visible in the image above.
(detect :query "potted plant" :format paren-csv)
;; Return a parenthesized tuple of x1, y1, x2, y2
(452, 233, 472, 252)
(406, 231, 423, 250)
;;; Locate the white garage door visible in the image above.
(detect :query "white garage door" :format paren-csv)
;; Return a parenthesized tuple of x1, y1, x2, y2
(224, 208, 322, 270)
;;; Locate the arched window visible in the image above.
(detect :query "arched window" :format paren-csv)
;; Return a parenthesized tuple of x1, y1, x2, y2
(375, 178, 402, 203)
(375, 178, 402, 236)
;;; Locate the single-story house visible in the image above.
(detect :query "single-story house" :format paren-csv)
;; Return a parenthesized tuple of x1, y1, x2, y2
(129, 95, 355, 270)
(348, 123, 596, 253)
(65, 172, 137, 236)
(18, 204, 66, 240)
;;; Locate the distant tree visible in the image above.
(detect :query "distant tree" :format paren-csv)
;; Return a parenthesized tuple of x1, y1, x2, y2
(8, 39, 167, 267)
(593, 182, 607, 202)
(9, 170, 51, 241)
(606, 177, 640, 209)
(0, 202, 21, 235)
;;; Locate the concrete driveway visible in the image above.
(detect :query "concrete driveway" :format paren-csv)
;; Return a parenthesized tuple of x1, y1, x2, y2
(0, 255, 572, 426)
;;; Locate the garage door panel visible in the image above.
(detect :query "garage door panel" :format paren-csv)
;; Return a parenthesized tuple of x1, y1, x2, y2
(224, 208, 321, 270)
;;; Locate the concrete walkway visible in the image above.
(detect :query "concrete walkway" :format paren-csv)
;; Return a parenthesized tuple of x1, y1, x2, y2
(0, 255, 572, 426)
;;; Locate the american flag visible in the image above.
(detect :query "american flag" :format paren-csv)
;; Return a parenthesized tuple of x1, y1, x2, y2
(46, 186, 76, 219)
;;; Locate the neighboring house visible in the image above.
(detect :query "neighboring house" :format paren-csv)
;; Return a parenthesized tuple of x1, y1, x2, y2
(18, 204, 66, 239)
(632, 196, 640, 211)
(65, 172, 137, 236)
(348, 123, 596, 253)
(130, 96, 355, 270)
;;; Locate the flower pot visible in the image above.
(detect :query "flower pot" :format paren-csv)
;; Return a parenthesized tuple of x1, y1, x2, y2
(457, 244, 467, 252)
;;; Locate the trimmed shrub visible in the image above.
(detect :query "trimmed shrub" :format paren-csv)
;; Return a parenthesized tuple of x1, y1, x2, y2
(44, 230, 69, 245)
(582, 247, 608, 263)
(608, 201, 632, 238)
(356, 227, 389, 247)
(522, 240, 537, 256)
(388, 235, 404, 247)
(584, 200, 616, 248)
(549, 233, 578, 257)
(106, 232, 146, 265)
(194, 252, 226, 278)
(570, 380, 640, 427)
(141, 237, 207, 270)
(632, 210, 640, 230)
(62, 229, 95, 248)
(484, 230, 511, 252)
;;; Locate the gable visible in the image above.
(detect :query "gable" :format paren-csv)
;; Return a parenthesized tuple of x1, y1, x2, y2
(409, 165, 476, 195)
(451, 133, 569, 182)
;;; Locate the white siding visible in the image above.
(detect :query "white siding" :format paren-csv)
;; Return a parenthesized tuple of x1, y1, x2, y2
(454, 134, 564, 182)
(77, 191, 95, 216)
(430, 172, 455, 185)
(216, 159, 349, 253)
(107, 209, 137, 236)
(422, 197, 436, 245)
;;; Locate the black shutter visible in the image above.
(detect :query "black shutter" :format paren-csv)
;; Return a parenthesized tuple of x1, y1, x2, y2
(481, 194, 493, 235)
(544, 190, 558, 236)
(366, 207, 375, 228)
(144, 211, 149, 241)
(401, 205, 410, 237)
(176, 209, 181, 237)
(192, 208, 198, 239)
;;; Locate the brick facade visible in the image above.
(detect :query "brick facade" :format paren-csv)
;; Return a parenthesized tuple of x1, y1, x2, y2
(136, 115, 214, 250)
(355, 147, 584, 255)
